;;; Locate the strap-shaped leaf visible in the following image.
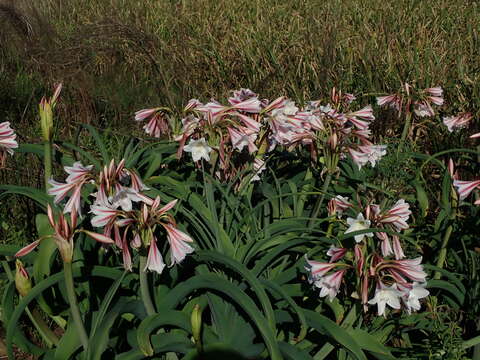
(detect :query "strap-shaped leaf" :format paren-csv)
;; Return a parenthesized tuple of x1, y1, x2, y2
(6, 272, 65, 359)
(116, 333, 194, 360)
(260, 279, 308, 342)
(278, 341, 313, 360)
(2, 281, 45, 356)
(345, 328, 395, 359)
(136, 311, 192, 356)
(0, 185, 51, 208)
(196, 250, 276, 332)
(157, 273, 282, 360)
(303, 309, 367, 360)
(86, 270, 127, 359)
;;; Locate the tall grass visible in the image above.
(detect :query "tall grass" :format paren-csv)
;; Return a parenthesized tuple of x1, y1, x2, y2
(1, 0, 479, 119)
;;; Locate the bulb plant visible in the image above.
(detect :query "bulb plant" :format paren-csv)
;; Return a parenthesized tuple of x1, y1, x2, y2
(0, 84, 478, 360)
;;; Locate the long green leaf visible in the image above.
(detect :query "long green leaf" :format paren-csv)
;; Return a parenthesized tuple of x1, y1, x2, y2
(196, 250, 276, 332)
(157, 273, 282, 360)
(303, 309, 367, 360)
(136, 311, 192, 356)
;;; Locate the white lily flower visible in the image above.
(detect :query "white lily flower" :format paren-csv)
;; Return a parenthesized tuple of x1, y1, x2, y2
(110, 188, 144, 212)
(345, 213, 373, 243)
(183, 138, 212, 162)
(401, 282, 429, 314)
(368, 283, 402, 316)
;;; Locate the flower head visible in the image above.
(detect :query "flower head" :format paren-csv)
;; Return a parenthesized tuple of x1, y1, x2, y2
(183, 138, 213, 162)
(345, 213, 373, 243)
(368, 282, 402, 317)
(0, 122, 18, 167)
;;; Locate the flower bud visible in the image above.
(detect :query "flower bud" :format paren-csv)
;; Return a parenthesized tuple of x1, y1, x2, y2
(327, 133, 338, 150)
(191, 304, 203, 350)
(15, 260, 32, 297)
(39, 99, 53, 141)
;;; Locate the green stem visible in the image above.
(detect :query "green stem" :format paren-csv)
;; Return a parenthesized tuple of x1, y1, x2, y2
(433, 224, 454, 280)
(308, 173, 332, 228)
(397, 112, 412, 156)
(63, 262, 88, 350)
(44, 140, 52, 190)
(139, 255, 156, 315)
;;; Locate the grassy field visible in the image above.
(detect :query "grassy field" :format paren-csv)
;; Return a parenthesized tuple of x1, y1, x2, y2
(0, 0, 479, 244)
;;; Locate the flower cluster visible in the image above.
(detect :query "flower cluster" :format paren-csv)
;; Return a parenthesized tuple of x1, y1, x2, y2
(135, 88, 388, 181)
(31, 159, 194, 272)
(0, 121, 18, 168)
(306, 195, 429, 317)
(377, 84, 444, 118)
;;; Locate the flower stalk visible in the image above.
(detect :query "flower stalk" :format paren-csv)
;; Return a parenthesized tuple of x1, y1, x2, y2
(308, 172, 333, 228)
(139, 255, 156, 315)
(63, 261, 88, 350)
(397, 111, 412, 156)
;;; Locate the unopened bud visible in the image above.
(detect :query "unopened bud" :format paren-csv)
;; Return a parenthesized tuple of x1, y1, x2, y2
(191, 304, 203, 350)
(15, 260, 32, 297)
(39, 100, 53, 141)
(327, 133, 338, 150)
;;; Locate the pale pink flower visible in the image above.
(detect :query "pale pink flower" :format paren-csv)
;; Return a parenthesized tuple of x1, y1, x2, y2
(326, 246, 347, 262)
(65, 162, 94, 183)
(184, 99, 202, 112)
(144, 237, 166, 274)
(470, 132, 480, 139)
(376, 95, 401, 111)
(313, 269, 346, 301)
(90, 200, 120, 228)
(304, 257, 336, 280)
(163, 224, 195, 265)
(381, 199, 411, 231)
(357, 145, 387, 167)
(110, 187, 145, 212)
(235, 113, 261, 132)
(425, 87, 443, 97)
(143, 112, 170, 138)
(231, 98, 262, 113)
(414, 101, 435, 117)
(48, 180, 77, 204)
(0, 121, 18, 154)
(197, 101, 228, 118)
(228, 89, 258, 105)
(380, 237, 393, 257)
(453, 180, 480, 200)
(228, 127, 258, 153)
(392, 235, 405, 260)
(16, 204, 113, 263)
(389, 257, 427, 283)
(328, 195, 352, 217)
(135, 108, 159, 122)
(443, 112, 473, 132)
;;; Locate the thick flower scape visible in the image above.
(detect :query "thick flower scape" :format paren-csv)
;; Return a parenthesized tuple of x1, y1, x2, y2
(135, 88, 388, 183)
(306, 195, 429, 317)
(19, 159, 194, 272)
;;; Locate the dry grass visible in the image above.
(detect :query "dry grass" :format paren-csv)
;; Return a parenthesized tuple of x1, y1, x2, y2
(1, 0, 479, 122)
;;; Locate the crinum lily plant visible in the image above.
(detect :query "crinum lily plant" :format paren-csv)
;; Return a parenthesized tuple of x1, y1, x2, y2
(306, 194, 429, 317)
